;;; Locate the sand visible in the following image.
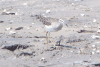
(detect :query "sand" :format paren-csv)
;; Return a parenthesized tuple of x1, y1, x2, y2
(0, 0, 100, 67)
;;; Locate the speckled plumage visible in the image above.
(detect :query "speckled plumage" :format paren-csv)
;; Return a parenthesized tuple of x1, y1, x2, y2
(34, 14, 64, 46)
(34, 14, 64, 32)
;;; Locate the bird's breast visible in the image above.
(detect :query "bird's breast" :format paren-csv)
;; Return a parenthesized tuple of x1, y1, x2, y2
(45, 22, 63, 32)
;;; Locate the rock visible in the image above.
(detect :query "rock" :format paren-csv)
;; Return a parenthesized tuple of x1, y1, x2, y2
(92, 63, 100, 66)
(2, 44, 31, 51)
(15, 27, 23, 30)
(46, 9, 50, 13)
(77, 30, 96, 33)
(9, 20, 13, 24)
(1, 12, 9, 15)
(93, 19, 96, 22)
(9, 13, 15, 15)
(5, 27, 12, 31)
(80, 14, 85, 16)
(1, 12, 15, 15)
(91, 35, 100, 39)
(0, 21, 4, 23)
(9, 31, 16, 34)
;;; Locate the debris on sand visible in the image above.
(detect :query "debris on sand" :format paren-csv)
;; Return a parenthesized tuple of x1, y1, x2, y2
(91, 35, 100, 39)
(5, 27, 12, 31)
(9, 31, 16, 34)
(15, 27, 23, 30)
(46, 9, 50, 13)
(93, 19, 96, 22)
(1, 12, 15, 15)
(92, 63, 100, 66)
(0, 21, 4, 23)
(2, 44, 32, 51)
(77, 30, 96, 33)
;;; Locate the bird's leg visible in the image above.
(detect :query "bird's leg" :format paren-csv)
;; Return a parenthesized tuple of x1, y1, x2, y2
(46, 32, 48, 44)
(48, 32, 55, 46)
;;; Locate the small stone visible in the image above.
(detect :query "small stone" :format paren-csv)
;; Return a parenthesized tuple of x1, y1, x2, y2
(5, 27, 12, 31)
(40, 57, 45, 61)
(1, 12, 15, 15)
(9, 13, 15, 15)
(77, 51, 81, 54)
(97, 30, 100, 33)
(70, 50, 74, 53)
(96, 50, 100, 53)
(32, 23, 34, 24)
(23, 3, 27, 5)
(92, 45, 96, 48)
(91, 52, 95, 55)
(9, 31, 16, 34)
(1, 12, 9, 15)
(80, 14, 85, 16)
(33, 39, 39, 42)
(93, 19, 96, 22)
(0, 21, 4, 23)
(15, 27, 23, 30)
(91, 35, 100, 39)
(92, 48, 96, 51)
(9, 20, 13, 24)
(46, 9, 50, 13)
(36, 28, 39, 31)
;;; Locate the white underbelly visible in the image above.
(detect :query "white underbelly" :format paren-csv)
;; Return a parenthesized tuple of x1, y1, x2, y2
(45, 23, 63, 32)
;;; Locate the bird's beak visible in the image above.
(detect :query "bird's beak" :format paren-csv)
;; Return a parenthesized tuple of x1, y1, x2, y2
(63, 21, 68, 27)
(63, 19, 69, 27)
(65, 24, 68, 27)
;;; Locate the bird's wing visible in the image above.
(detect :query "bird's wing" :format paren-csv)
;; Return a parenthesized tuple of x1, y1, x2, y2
(34, 15, 59, 26)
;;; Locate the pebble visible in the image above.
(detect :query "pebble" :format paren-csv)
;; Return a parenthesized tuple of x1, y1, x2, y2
(32, 23, 34, 24)
(5, 27, 12, 31)
(9, 20, 13, 24)
(0, 21, 4, 23)
(9, 13, 15, 15)
(1, 12, 9, 15)
(33, 39, 39, 42)
(15, 27, 23, 30)
(9, 31, 16, 34)
(46, 9, 50, 13)
(92, 48, 96, 51)
(93, 63, 100, 66)
(92, 45, 96, 48)
(91, 52, 95, 55)
(97, 30, 100, 33)
(77, 51, 81, 54)
(1, 12, 15, 15)
(80, 14, 85, 16)
(96, 42, 100, 44)
(91, 35, 100, 39)
(40, 57, 45, 61)
(36, 28, 39, 31)
(23, 3, 27, 5)
(93, 19, 96, 22)
(96, 50, 100, 53)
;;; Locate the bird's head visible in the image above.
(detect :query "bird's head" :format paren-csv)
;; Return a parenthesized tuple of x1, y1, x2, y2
(59, 19, 64, 23)
(59, 19, 68, 27)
